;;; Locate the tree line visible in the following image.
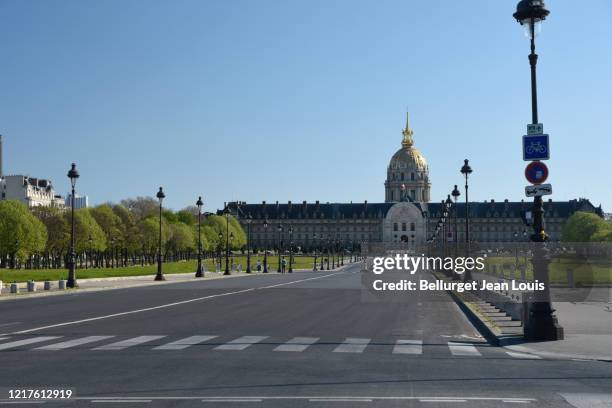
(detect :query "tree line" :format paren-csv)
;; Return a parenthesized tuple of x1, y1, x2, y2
(0, 197, 246, 269)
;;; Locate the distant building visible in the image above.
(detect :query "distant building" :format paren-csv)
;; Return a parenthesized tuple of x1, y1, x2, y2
(65, 193, 89, 209)
(0, 135, 65, 208)
(221, 114, 604, 249)
(0, 175, 65, 208)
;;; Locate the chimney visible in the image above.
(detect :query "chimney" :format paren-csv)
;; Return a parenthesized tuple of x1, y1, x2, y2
(0, 134, 3, 178)
(302, 200, 307, 211)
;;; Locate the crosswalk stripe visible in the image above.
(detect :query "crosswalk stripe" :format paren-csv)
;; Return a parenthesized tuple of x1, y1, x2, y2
(92, 336, 166, 350)
(214, 336, 267, 351)
(0, 337, 9, 342)
(333, 338, 370, 353)
(448, 341, 482, 356)
(0, 336, 61, 350)
(153, 335, 217, 350)
(36, 336, 115, 350)
(274, 337, 319, 352)
(393, 339, 423, 354)
(506, 351, 542, 359)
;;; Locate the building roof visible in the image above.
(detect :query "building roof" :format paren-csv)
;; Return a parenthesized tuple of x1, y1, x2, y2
(220, 198, 603, 220)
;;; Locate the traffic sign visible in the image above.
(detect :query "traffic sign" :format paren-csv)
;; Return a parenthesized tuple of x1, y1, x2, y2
(527, 123, 543, 135)
(523, 134, 549, 161)
(525, 161, 549, 185)
(525, 183, 552, 197)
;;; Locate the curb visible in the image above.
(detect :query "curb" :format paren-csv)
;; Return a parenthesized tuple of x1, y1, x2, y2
(446, 289, 502, 346)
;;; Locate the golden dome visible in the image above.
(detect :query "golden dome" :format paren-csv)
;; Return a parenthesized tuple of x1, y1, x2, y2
(388, 113, 428, 171)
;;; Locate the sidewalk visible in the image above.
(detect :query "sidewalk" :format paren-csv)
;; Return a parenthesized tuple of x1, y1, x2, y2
(505, 296, 612, 361)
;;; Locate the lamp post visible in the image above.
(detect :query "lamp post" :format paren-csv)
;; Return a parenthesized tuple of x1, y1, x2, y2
(513, 0, 560, 341)
(154, 187, 165, 281)
(88, 235, 93, 269)
(313, 233, 318, 271)
(66, 163, 79, 288)
(288, 226, 293, 273)
(451, 186, 461, 260)
(460, 159, 473, 281)
(277, 224, 283, 273)
(230, 232, 234, 270)
(224, 209, 230, 275)
(218, 232, 223, 271)
(195, 196, 204, 277)
(263, 220, 268, 273)
(246, 215, 252, 273)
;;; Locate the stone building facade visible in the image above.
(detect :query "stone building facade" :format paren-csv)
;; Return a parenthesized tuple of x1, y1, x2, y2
(223, 115, 603, 251)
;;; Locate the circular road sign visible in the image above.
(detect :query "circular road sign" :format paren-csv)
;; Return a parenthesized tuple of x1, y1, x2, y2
(525, 161, 549, 185)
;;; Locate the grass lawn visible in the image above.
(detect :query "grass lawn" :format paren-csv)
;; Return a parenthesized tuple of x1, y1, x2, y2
(0, 255, 320, 283)
(483, 256, 611, 285)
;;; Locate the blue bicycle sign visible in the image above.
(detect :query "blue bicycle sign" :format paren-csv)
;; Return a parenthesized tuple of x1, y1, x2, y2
(523, 134, 550, 161)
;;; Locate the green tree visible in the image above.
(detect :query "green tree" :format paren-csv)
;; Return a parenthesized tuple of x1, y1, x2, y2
(177, 208, 196, 226)
(33, 206, 69, 254)
(89, 204, 123, 246)
(561, 212, 608, 242)
(71, 208, 106, 252)
(0, 200, 47, 261)
(112, 204, 142, 252)
(168, 222, 195, 251)
(138, 216, 170, 251)
(120, 196, 159, 221)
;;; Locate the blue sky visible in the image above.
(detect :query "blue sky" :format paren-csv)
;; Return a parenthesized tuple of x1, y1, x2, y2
(1, 0, 611, 213)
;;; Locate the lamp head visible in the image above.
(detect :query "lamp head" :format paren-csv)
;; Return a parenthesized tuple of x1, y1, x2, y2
(156, 187, 165, 204)
(461, 159, 472, 176)
(196, 196, 203, 208)
(67, 163, 79, 188)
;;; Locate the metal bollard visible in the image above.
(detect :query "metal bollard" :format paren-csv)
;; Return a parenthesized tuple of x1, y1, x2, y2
(44, 281, 52, 290)
(27, 281, 37, 292)
(10, 283, 19, 294)
(58, 280, 66, 290)
(566, 267, 575, 288)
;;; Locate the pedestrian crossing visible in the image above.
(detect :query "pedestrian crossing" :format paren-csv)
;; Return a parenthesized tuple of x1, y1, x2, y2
(0, 335, 543, 359)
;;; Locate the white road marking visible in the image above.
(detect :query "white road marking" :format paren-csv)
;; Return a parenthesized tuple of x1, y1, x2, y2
(0, 337, 8, 341)
(35, 336, 115, 350)
(333, 338, 370, 353)
(214, 336, 267, 351)
(274, 337, 319, 352)
(506, 351, 542, 360)
(393, 339, 422, 354)
(91, 401, 151, 403)
(93, 335, 166, 350)
(0, 336, 61, 351)
(153, 335, 217, 350)
(6, 271, 347, 336)
(420, 399, 467, 403)
(309, 399, 372, 402)
(448, 341, 481, 356)
(201, 399, 262, 403)
(503, 401, 531, 404)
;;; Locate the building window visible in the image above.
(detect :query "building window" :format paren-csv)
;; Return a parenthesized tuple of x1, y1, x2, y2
(410, 222, 415, 231)
(401, 173, 405, 181)
(410, 190, 416, 200)
(402, 222, 407, 231)
(411, 172, 415, 181)
(393, 223, 398, 231)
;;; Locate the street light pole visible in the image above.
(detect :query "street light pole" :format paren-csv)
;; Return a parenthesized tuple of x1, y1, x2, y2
(452, 186, 460, 260)
(155, 187, 165, 281)
(288, 226, 293, 273)
(195, 196, 204, 277)
(66, 163, 79, 288)
(263, 220, 268, 273)
(313, 233, 318, 271)
(246, 215, 252, 273)
(277, 224, 283, 273)
(224, 210, 230, 275)
(460, 159, 473, 281)
(513, 0, 561, 341)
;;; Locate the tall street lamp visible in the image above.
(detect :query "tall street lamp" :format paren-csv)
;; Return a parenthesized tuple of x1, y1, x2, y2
(288, 226, 293, 273)
(218, 232, 223, 271)
(155, 187, 165, 281)
(195, 196, 204, 277)
(277, 224, 283, 273)
(513, 0, 560, 340)
(460, 159, 473, 280)
(224, 209, 231, 275)
(66, 163, 79, 288)
(246, 214, 253, 273)
(313, 233, 318, 271)
(263, 220, 269, 273)
(452, 185, 461, 259)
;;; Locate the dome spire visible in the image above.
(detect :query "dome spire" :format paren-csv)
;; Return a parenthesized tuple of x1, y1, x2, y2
(402, 111, 414, 148)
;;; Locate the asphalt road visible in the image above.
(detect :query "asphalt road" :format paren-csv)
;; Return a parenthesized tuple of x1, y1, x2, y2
(0, 263, 610, 408)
